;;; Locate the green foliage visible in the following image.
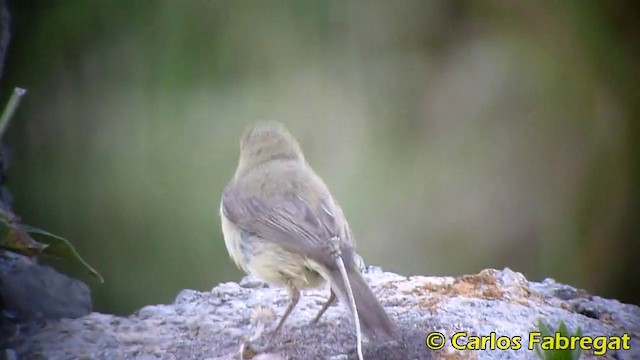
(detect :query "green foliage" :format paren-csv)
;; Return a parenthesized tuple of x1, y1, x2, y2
(0, 218, 104, 282)
(0, 88, 26, 138)
(534, 319, 582, 360)
(0, 87, 103, 283)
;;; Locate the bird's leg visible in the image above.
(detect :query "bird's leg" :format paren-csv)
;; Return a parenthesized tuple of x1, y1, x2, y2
(311, 289, 336, 324)
(268, 285, 300, 344)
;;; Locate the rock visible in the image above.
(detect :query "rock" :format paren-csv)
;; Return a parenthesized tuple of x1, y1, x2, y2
(0, 251, 92, 323)
(2, 268, 638, 359)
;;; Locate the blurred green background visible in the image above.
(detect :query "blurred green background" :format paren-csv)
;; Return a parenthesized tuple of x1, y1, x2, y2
(1, 1, 638, 314)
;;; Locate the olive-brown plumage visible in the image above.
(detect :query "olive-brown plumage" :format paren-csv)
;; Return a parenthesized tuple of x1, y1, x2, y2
(220, 122, 396, 342)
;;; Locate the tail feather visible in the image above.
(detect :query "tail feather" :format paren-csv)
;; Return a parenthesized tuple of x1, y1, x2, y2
(328, 266, 397, 340)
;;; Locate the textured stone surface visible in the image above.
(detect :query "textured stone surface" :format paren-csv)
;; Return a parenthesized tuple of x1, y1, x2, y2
(2, 267, 638, 359)
(0, 252, 92, 322)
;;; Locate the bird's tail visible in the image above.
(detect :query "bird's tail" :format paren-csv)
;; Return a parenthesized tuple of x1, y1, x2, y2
(328, 263, 397, 340)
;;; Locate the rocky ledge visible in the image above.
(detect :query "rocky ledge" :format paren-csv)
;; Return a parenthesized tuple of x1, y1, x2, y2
(2, 268, 639, 359)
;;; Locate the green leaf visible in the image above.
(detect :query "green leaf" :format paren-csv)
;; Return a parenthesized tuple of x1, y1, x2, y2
(571, 327, 583, 360)
(0, 87, 103, 283)
(535, 344, 545, 359)
(556, 321, 570, 360)
(0, 87, 27, 140)
(557, 321, 568, 336)
(17, 223, 104, 283)
(533, 319, 583, 360)
(537, 318, 553, 338)
(0, 226, 48, 256)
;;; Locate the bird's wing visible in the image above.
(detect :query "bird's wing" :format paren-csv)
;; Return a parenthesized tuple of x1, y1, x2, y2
(221, 185, 353, 268)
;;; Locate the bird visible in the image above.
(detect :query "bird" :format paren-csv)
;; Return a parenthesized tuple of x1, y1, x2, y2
(219, 122, 396, 355)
